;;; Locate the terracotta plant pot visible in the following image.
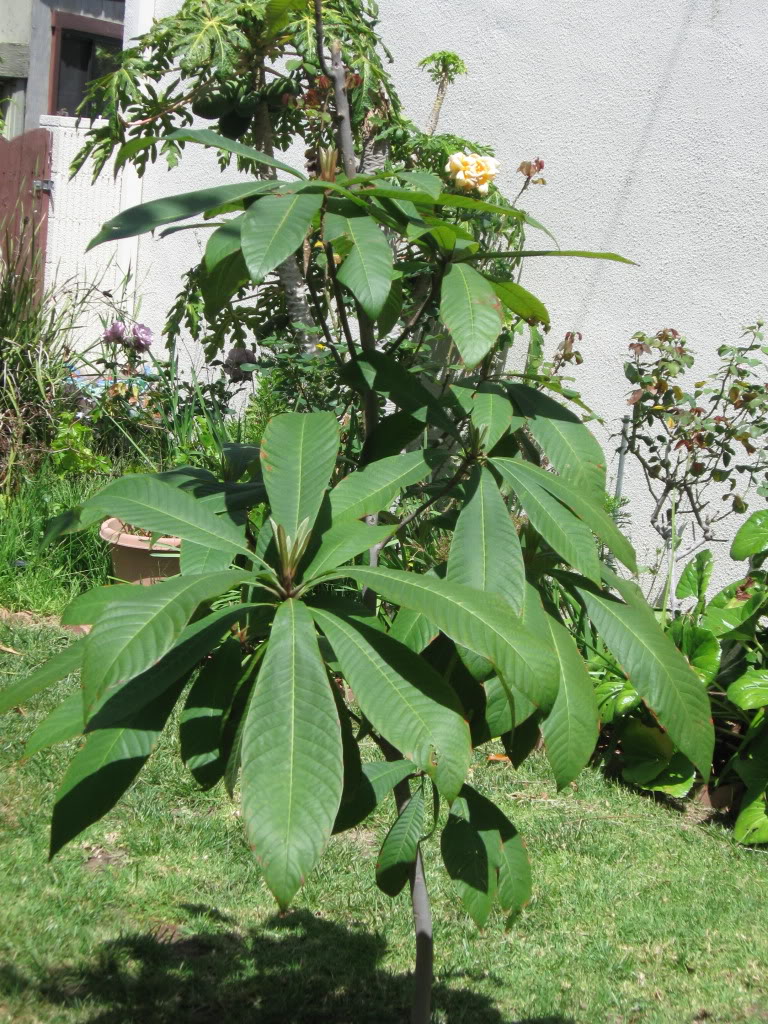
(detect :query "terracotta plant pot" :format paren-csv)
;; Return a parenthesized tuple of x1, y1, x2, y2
(99, 517, 180, 585)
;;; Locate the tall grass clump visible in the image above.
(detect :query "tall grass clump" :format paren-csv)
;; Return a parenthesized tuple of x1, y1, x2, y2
(0, 463, 111, 614)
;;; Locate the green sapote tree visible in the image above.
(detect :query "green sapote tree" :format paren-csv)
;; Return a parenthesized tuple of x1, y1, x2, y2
(1, 2, 716, 1022)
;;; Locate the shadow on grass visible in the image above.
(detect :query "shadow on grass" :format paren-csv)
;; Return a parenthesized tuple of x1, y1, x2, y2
(1, 909, 575, 1024)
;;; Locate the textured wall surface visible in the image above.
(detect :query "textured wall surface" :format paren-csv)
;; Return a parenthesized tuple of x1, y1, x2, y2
(48, 0, 768, 587)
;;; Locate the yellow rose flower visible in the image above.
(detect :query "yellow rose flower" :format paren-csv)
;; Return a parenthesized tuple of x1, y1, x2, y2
(445, 152, 499, 194)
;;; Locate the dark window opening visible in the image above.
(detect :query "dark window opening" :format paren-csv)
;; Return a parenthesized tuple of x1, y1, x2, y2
(54, 30, 120, 116)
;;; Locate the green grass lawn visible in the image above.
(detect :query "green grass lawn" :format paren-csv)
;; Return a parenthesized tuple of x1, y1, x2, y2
(1, 622, 767, 1024)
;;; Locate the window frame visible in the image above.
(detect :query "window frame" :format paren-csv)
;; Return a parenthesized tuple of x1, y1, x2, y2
(48, 11, 123, 117)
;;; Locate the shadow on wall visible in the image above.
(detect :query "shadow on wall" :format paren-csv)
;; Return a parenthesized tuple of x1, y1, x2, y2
(0, 908, 577, 1024)
(574, 0, 696, 328)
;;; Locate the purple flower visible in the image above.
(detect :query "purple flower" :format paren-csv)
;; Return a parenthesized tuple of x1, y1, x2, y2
(102, 321, 127, 343)
(131, 323, 153, 351)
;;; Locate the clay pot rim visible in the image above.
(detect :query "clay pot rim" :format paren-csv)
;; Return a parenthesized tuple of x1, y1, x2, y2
(99, 517, 180, 552)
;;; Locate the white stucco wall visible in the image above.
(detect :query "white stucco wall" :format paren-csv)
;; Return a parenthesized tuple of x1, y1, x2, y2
(44, 0, 768, 589)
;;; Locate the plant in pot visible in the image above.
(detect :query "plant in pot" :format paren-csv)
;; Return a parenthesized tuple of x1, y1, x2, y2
(2, 2, 716, 1021)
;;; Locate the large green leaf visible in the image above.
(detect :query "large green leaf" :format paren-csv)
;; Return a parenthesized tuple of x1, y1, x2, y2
(167, 128, 306, 178)
(241, 600, 343, 908)
(205, 215, 244, 271)
(50, 679, 185, 857)
(448, 465, 525, 614)
(0, 638, 85, 715)
(539, 614, 599, 789)
(334, 567, 558, 709)
(676, 550, 714, 608)
(324, 203, 395, 318)
(81, 571, 249, 713)
(439, 263, 504, 368)
(264, 0, 305, 34)
(81, 475, 250, 557)
(260, 412, 339, 538)
(388, 607, 437, 654)
(731, 510, 768, 561)
(311, 608, 470, 801)
(492, 459, 601, 582)
(376, 786, 425, 897)
(88, 181, 278, 250)
(727, 670, 768, 711)
(507, 384, 606, 498)
(571, 574, 714, 777)
(329, 451, 431, 523)
(241, 192, 322, 284)
(86, 604, 267, 729)
(334, 760, 414, 834)
(666, 619, 720, 684)
(345, 353, 456, 438)
(492, 457, 636, 573)
(492, 279, 549, 326)
(302, 521, 393, 581)
(179, 637, 242, 789)
(441, 784, 531, 927)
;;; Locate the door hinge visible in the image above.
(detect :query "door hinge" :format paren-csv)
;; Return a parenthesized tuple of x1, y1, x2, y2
(33, 178, 54, 195)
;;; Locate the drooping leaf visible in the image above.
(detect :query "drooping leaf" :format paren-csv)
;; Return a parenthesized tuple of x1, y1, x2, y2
(167, 128, 306, 178)
(81, 571, 250, 713)
(733, 789, 768, 845)
(324, 204, 395, 318)
(88, 181, 279, 249)
(241, 192, 322, 284)
(571, 574, 714, 778)
(264, 0, 305, 34)
(334, 760, 414, 835)
(0, 638, 85, 715)
(376, 786, 425, 897)
(80, 475, 250, 557)
(376, 278, 404, 338)
(180, 637, 243, 789)
(643, 752, 696, 798)
(85, 604, 268, 730)
(447, 465, 525, 614)
(50, 678, 185, 857)
(260, 411, 339, 538)
(731, 511, 768, 561)
(205, 215, 244, 271)
(539, 613, 599, 790)
(336, 567, 558, 709)
(439, 263, 504, 368)
(492, 460, 601, 582)
(492, 279, 550, 326)
(311, 608, 471, 801)
(330, 451, 431, 523)
(492, 457, 636, 573)
(468, 385, 520, 452)
(241, 600, 343, 908)
(441, 784, 530, 927)
(506, 384, 606, 498)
